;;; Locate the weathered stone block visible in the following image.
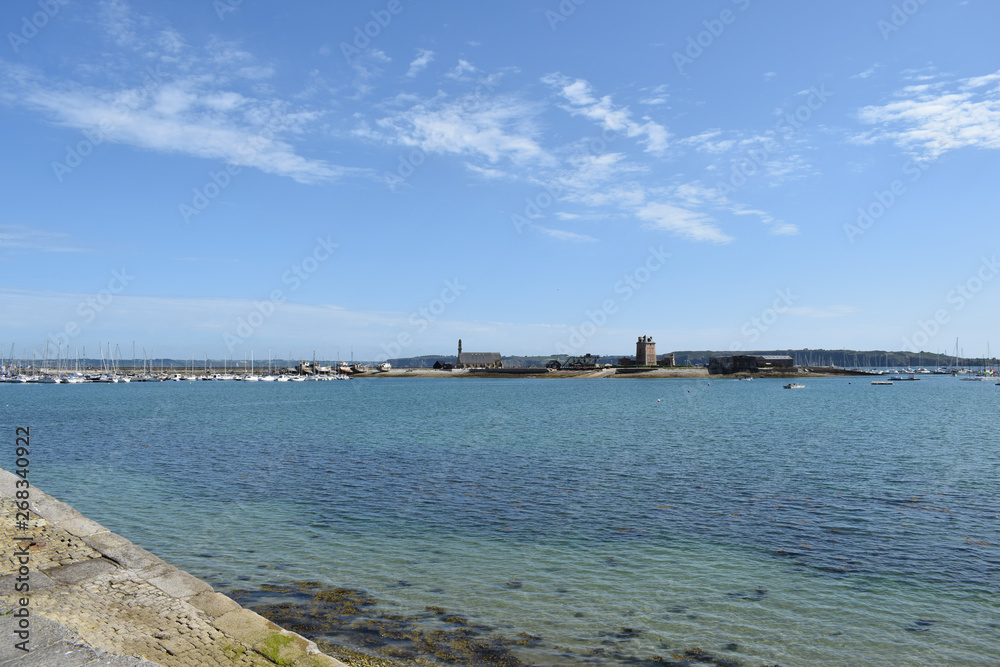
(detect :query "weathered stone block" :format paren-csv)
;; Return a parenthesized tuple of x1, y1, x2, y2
(214, 608, 281, 646)
(44, 557, 118, 585)
(187, 591, 242, 618)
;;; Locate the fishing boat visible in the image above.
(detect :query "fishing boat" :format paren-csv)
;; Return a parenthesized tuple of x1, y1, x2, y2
(783, 383, 805, 389)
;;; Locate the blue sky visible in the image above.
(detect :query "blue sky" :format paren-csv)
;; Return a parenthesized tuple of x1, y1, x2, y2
(1, 0, 998, 361)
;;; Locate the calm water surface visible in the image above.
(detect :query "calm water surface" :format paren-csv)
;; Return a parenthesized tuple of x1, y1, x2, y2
(3, 376, 999, 665)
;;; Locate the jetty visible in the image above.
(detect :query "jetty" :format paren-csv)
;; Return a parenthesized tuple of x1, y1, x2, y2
(0, 468, 346, 666)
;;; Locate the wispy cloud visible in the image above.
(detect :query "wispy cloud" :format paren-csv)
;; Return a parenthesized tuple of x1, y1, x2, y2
(543, 74, 670, 154)
(0, 225, 88, 253)
(447, 59, 479, 80)
(407, 48, 435, 78)
(636, 202, 732, 244)
(856, 69, 1000, 159)
(852, 65, 881, 80)
(0, 21, 365, 186)
(369, 92, 551, 165)
(533, 226, 598, 243)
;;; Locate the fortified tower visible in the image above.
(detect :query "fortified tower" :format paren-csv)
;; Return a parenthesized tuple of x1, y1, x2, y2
(636, 335, 656, 366)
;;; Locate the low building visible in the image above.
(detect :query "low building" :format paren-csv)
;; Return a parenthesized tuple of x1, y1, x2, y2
(456, 340, 502, 369)
(658, 353, 676, 367)
(708, 354, 794, 374)
(564, 354, 601, 370)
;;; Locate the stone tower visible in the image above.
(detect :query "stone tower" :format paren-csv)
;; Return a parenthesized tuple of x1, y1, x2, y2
(636, 335, 656, 366)
(457, 339, 463, 366)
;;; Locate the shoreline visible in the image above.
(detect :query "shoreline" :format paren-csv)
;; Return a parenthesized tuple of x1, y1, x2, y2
(355, 366, 870, 379)
(0, 469, 346, 666)
(1, 474, 756, 667)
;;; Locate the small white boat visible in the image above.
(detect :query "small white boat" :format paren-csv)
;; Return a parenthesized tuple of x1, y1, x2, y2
(783, 383, 805, 389)
(872, 380, 894, 385)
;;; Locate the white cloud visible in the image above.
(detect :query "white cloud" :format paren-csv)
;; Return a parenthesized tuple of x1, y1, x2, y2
(99, 0, 137, 47)
(637, 202, 732, 244)
(852, 65, 880, 80)
(641, 84, 669, 106)
(730, 207, 798, 236)
(447, 59, 478, 80)
(372, 94, 551, 165)
(406, 49, 435, 78)
(0, 56, 360, 185)
(543, 74, 670, 154)
(857, 69, 1000, 159)
(680, 130, 736, 154)
(533, 226, 598, 243)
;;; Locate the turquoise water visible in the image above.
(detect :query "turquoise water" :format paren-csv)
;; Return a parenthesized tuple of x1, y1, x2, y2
(3, 377, 999, 664)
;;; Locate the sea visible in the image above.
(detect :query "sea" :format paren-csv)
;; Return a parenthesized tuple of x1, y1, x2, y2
(3, 375, 998, 665)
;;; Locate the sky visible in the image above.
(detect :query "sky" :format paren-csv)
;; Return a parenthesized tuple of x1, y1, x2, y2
(1, 0, 999, 361)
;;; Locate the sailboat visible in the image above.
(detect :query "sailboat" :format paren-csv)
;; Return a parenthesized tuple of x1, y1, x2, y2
(243, 350, 260, 381)
(261, 348, 276, 381)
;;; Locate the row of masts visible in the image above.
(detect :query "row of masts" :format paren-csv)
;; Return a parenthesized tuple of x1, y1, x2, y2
(0, 342, 370, 380)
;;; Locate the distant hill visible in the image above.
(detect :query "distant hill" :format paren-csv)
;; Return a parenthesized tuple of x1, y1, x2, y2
(671, 349, 985, 368)
(389, 349, 990, 369)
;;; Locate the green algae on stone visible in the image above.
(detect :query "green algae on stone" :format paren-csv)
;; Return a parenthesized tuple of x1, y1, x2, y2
(256, 633, 296, 666)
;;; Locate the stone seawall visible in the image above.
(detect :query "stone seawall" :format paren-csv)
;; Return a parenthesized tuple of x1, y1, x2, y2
(0, 468, 347, 666)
